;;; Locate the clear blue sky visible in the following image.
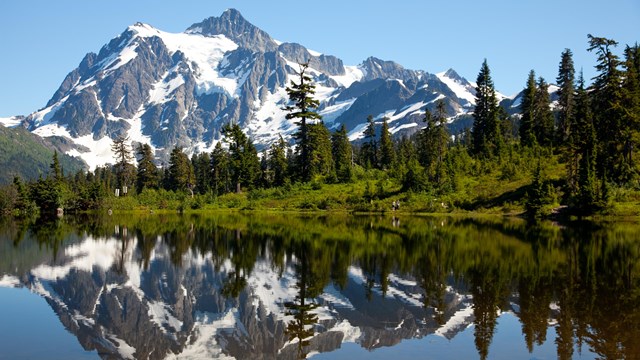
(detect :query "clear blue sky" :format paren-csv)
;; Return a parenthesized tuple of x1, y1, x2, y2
(1, 0, 638, 117)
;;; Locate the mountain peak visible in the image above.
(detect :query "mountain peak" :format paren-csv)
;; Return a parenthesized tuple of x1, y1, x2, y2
(186, 9, 277, 52)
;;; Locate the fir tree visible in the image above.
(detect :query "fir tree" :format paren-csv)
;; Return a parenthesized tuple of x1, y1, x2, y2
(519, 70, 537, 147)
(111, 135, 134, 191)
(533, 77, 555, 146)
(269, 135, 289, 187)
(621, 44, 640, 179)
(49, 150, 63, 182)
(361, 115, 378, 168)
(331, 124, 353, 183)
(192, 152, 212, 194)
(556, 49, 576, 143)
(472, 59, 502, 156)
(421, 100, 450, 186)
(167, 146, 194, 193)
(283, 62, 322, 182)
(379, 117, 395, 170)
(210, 142, 231, 195)
(222, 123, 260, 192)
(135, 143, 158, 194)
(306, 122, 334, 179)
(588, 34, 625, 181)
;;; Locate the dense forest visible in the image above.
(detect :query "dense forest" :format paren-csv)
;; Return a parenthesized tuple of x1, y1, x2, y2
(1, 35, 639, 219)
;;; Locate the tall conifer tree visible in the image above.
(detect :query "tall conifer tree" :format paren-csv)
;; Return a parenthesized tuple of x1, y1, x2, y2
(556, 49, 576, 142)
(283, 62, 322, 181)
(379, 117, 395, 170)
(519, 70, 537, 147)
(472, 59, 502, 156)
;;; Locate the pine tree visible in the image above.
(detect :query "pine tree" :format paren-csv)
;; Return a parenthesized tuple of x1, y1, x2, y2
(192, 152, 212, 194)
(519, 70, 537, 147)
(269, 135, 289, 187)
(588, 34, 624, 181)
(135, 143, 158, 194)
(361, 115, 378, 168)
(533, 77, 555, 146)
(49, 150, 63, 182)
(210, 142, 231, 195)
(306, 122, 334, 179)
(472, 59, 502, 156)
(421, 100, 450, 186)
(167, 146, 194, 193)
(111, 135, 135, 191)
(379, 117, 395, 170)
(621, 44, 640, 180)
(331, 124, 353, 183)
(283, 62, 322, 182)
(556, 49, 576, 143)
(222, 123, 260, 192)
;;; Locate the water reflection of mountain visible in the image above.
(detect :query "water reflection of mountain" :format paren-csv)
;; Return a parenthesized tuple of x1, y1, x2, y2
(1, 214, 639, 359)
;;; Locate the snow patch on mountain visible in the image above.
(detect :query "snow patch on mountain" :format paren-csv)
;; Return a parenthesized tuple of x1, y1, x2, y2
(0, 116, 22, 128)
(436, 71, 476, 105)
(434, 302, 474, 338)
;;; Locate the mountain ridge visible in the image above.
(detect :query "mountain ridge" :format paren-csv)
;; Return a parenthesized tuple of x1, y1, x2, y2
(11, 9, 489, 170)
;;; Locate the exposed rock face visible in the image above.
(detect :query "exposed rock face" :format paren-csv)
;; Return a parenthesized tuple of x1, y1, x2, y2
(23, 8, 481, 168)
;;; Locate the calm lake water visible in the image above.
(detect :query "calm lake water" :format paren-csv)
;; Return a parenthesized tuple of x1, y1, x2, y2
(0, 213, 638, 359)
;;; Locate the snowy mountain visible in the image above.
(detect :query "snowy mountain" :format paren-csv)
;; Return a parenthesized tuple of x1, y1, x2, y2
(20, 9, 480, 169)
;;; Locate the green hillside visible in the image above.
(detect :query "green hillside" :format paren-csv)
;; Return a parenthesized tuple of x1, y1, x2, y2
(0, 125, 86, 184)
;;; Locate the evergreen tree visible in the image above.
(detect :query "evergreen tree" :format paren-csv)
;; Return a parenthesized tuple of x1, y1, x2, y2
(111, 135, 135, 192)
(361, 115, 378, 168)
(588, 34, 625, 181)
(519, 70, 537, 147)
(192, 152, 212, 194)
(269, 136, 289, 187)
(379, 117, 395, 170)
(572, 72, 605, 213)
(222, 123, 260, 192)
(49, 150, 63, 182)
(472, 59, 502, 156)
(283, 62, 322, 182)
(621, 44, 640, 179)
(306, 122, 334, 179)
(556, 49, 576, 143)
(167, 146, 194, 193)
(331, 124, 353, 183)
(210, 142, 231, 195)
(135, 143, 159, 194)
(533, 77, 555, 146)
(421, 100, 450, 186)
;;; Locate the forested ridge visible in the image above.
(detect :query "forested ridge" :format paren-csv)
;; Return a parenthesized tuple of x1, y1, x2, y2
(1, 35, 639, 220)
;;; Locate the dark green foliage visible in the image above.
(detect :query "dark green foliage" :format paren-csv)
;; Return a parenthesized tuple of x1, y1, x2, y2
(556, 49, 576, 142)
(420, 100, 450, 187)
(525, 162, 546, 220)
(135, 143, 159, 194)
(533, 77, 555, 147)
(472, 59, 503, 157)
(167, 147, 194, 193)
(331, 125, 353, 183)
(360, 115, 377, 168)
(305, 122, 334, 180)
(588, 34, 626, 182)
(222, 123, 260, 191)
(111, 135, 135, 191)
(269, 136, 289, 187)
(192, 152, 211, 194)
(379, 118, 395, 170)
(519, 70, 537, 147)
(210, 142, 231, 195)
(284, 62, 323, 182)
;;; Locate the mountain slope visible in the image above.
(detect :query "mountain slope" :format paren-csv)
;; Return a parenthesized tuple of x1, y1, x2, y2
(0, 124, 85, 184)
(22, 9, 480, 169)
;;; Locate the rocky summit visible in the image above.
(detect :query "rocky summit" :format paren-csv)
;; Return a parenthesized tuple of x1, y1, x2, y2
(20, 9, 479, 169)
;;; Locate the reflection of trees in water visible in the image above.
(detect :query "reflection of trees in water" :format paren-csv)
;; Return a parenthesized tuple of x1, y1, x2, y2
(6, 214, 640, 359)
(284, 242, 327, 360)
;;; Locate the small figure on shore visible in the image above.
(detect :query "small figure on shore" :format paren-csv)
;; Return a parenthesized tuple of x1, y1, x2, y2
(392, 200, 397, 211)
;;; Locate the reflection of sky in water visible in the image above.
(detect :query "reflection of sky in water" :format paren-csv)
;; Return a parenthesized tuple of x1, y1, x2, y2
(0, 287, 96, 359)
(312, 313, 596, 360)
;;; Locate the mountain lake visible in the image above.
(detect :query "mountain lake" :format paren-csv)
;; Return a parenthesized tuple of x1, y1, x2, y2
(0, 212, 638, 359)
